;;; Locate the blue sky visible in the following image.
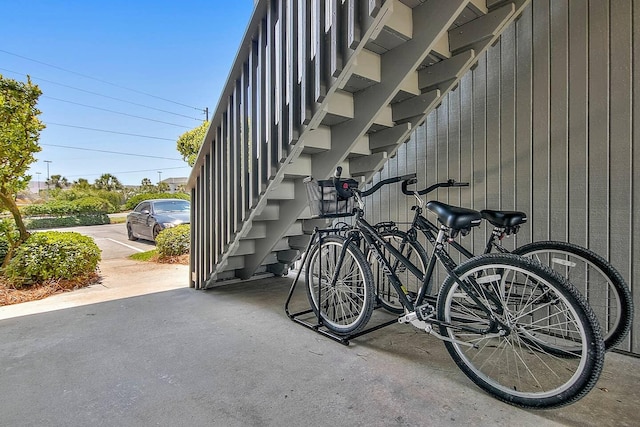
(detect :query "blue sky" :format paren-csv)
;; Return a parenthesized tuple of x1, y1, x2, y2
(1, 0, 255, 186)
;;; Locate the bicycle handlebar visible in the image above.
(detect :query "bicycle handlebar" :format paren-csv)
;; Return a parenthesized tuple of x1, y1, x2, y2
(332, 167, 354, 199)
(401, 178, 469, 196)
(332, 167, 417, 199)
(361, 173, 417, 197)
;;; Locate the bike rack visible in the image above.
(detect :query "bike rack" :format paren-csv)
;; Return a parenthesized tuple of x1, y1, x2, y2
(284, 227, 398, 346)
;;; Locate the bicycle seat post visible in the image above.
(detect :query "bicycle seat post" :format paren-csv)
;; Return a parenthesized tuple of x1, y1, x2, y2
(435, 225, 449, 246)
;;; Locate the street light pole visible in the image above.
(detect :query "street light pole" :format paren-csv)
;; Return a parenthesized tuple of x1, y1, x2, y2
(35, 172, 41, 194)
(43, 160, 52, 198)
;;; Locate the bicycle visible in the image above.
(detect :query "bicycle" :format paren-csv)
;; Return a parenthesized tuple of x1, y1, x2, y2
(370, 177, 633, 351)
(301, 168, 605, 409)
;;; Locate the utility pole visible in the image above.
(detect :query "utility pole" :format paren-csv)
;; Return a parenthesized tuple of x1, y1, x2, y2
(157, 171, 162, 185)
(44, 160, 52, 198)
(35, 172, 41, 194)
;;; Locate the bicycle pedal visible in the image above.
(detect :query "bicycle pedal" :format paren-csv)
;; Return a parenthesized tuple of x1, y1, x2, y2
(416, 303, 435, 320)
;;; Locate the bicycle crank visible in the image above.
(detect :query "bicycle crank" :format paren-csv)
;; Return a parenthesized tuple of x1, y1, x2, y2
(398, 312, 478, 348)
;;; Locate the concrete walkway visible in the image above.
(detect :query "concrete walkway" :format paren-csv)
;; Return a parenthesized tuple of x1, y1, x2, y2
(0, 259, 638, 426)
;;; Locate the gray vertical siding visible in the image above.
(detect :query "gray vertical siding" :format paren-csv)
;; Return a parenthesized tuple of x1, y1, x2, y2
(366, 1, 638, 354)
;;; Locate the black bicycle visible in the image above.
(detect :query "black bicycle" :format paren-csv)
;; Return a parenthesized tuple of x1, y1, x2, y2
(370, 178, 633, 351)
(302, 168, 604, 409)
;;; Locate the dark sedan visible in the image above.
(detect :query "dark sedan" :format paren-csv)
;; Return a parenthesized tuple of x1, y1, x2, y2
(126, 199, 190, 242)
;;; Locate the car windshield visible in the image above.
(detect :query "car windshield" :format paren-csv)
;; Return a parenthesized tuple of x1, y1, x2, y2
(153, 200, 190, 213)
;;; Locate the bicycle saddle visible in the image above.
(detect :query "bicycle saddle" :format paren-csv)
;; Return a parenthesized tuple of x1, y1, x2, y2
(480, 210, 527, 228)
(426, 201, 482, 230)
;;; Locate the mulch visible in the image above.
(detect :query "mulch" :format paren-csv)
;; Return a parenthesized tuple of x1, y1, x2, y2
(0, 273, 101, 307)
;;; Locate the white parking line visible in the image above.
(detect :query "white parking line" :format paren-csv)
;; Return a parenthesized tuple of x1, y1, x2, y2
(106, 238, 145, 252)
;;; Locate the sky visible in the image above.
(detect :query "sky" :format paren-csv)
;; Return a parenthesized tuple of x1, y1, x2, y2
(1, 0, 256, 186)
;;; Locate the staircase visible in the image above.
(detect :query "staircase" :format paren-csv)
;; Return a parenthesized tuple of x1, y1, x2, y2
(187, 0, 531, 289)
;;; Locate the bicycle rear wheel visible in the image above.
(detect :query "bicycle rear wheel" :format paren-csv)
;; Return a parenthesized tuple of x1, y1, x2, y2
(436, 253, 604, 409)
(367, 230, 428, 314)
(305, 235, 375, 335)
(513, 241, 632, 351)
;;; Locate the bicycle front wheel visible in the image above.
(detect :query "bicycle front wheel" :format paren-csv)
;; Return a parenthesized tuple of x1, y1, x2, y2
(305, 235, 375, 335)
(436, 254, 604, 409)
(513, 241, 633, 351)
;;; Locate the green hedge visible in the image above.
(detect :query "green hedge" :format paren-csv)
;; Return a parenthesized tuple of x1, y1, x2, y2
(125, 192, 190, 210)
(25, 214, 111, 230)
(4, 231, 101, 287)
(21, 196, 116, 216)
(155, 224, 190, 257)
(55, 189, 124, 211)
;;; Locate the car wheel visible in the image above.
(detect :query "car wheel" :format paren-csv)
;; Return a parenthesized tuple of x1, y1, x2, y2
(153, 224, 162, 241)
(127, 224, 138, 241)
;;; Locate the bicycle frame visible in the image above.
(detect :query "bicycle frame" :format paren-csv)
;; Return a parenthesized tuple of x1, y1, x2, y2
(406, 204, 517, 260)
(327, 206, 504, 335)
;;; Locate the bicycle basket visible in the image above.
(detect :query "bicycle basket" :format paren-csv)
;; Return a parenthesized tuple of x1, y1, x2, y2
(304, 176, 359, 218)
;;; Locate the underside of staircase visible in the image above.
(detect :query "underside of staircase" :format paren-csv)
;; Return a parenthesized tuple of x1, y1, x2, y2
(187, 0, 531, 289)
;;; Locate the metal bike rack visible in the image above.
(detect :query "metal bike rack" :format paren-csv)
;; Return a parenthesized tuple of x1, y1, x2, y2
(284, 227, 398, 346)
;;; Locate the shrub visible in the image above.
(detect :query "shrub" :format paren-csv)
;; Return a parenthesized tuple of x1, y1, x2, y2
(73, 196, 115, 214)
(0, 219, 19, 266)
(125, 192, 189, 210)
(0, 234, 7, 266)
(56, 189, 124, 210)
(155, 224, 190, 258)
(21, 197, 115, 216)
(25, 214, 110, 230)
(4, 231, 101, 287)
(21, 200, 75, 216)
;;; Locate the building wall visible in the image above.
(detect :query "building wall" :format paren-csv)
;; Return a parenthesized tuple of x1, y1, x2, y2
(365, 1, 638, 354)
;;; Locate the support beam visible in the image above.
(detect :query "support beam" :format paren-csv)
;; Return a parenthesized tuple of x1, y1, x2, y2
(449, 4, 515, 52)
(369, 122, 412, 152)
(418, 50, 476, 91)
(350, 151, 387, 177)
(392, 89, 440, 122)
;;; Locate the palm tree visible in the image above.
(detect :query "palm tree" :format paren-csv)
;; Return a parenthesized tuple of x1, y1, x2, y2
(94, 173, 123, 191)
(47, 174, 69, 189)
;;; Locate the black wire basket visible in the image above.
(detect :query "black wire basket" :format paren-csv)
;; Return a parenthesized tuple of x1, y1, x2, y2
(304, 176, 359, 218)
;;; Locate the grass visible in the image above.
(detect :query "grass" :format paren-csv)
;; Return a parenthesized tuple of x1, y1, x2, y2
(109, 216, 127, 224)
(129, 250, 189, 265)
(129, 250, 158, 262)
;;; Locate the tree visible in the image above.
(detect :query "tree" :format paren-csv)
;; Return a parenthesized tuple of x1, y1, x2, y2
(176, 121, 208, 166)
(47, 174, 69, 189)
(73, 178, 92, 190)
(157, 181, 170, 192)
(94, 173, 123, 191)
(140, 177, 155, 192)
(0, 74, 45, 267)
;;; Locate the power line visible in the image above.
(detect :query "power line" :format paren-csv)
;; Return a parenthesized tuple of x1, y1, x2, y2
(0, 67, 204, 121)
(40, 143, 184, 161)
(42, 95, 192, 129)
(64, 166, 190, 179)
(0, 49, 205, 112)
(45, 122, 176, 141)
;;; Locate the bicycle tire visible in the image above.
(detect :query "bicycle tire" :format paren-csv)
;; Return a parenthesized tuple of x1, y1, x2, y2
(513, 241, 633, 351)
(436, 253, 605, 409)
(305, 235, 375, 335)
(366, 230, 429, 314)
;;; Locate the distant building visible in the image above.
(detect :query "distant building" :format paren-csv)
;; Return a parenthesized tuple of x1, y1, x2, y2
(27, 180, 44, 195)
(160, 177, 188, 193)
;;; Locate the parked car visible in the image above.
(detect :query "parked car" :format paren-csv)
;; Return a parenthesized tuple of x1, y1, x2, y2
(126, 199, 190, 242)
